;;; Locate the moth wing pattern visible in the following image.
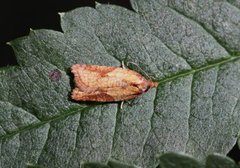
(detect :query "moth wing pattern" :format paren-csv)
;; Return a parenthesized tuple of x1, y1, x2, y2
(72, 86, 140, 102)
(71, 64, 158, 102)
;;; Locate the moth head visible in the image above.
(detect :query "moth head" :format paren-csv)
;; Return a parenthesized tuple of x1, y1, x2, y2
(137, 80, 158, 93)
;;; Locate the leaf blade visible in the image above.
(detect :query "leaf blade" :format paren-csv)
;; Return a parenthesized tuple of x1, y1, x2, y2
(1, 1, 240, 168)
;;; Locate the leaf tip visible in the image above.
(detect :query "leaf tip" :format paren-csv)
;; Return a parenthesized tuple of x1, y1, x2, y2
(6, 41, 12, 46)
(95, 1, 102, 8)
(58, 12, 65, 18)
(29, 28, 34, 32)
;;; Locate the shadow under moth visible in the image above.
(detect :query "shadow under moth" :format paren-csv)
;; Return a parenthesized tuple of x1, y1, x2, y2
(71, 64, 158, 102)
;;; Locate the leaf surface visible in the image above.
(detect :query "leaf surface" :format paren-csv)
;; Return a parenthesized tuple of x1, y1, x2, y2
(1, 1, 240, 168)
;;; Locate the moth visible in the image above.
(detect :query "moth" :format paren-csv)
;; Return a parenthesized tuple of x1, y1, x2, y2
(71, 63, 158, 102)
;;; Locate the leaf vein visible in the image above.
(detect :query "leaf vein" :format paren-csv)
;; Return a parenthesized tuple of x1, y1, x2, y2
(36, 123, 50, 164)
(0, 106, 92, 140)
(184, 74, 194, 152)
(226, 1, 240, 11)
(67, 112, 81, 166)
(166, 6, 232, 55)
(156, 56, 240, 84)
(140, 87, 158, 157)
(108, 103, 120, 160)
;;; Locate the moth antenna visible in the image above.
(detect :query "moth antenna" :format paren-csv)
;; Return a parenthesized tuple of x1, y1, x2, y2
(127, 62, 156, 80)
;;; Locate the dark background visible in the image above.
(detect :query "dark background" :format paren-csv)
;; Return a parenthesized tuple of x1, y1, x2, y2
(0, 0, 239, 163)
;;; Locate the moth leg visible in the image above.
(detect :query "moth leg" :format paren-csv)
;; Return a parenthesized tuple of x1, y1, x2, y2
(120, 101, 124, 109)
(124, 99, 139, 107)
(121, 61, 126, 69)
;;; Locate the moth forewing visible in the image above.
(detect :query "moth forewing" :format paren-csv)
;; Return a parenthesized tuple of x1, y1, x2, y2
(71, 64, 158, 102)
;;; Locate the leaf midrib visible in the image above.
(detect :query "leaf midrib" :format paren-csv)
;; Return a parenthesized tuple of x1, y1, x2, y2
(0, 106, 94, 140)
(157, 56, 240, 84)
(1, 55, 239, 141)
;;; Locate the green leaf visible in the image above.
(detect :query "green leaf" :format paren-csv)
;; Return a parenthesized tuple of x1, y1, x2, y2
(27, 153, 239, 168)
(1, 1, 240, 168)
(157, 153, 239, 168)
(205, 154, 238, 168)
(158, 153, 203, 168)
(81, 159, 138, 168)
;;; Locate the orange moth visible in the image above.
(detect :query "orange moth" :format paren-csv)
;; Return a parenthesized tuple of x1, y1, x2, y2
(71, 63, 158, 102)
